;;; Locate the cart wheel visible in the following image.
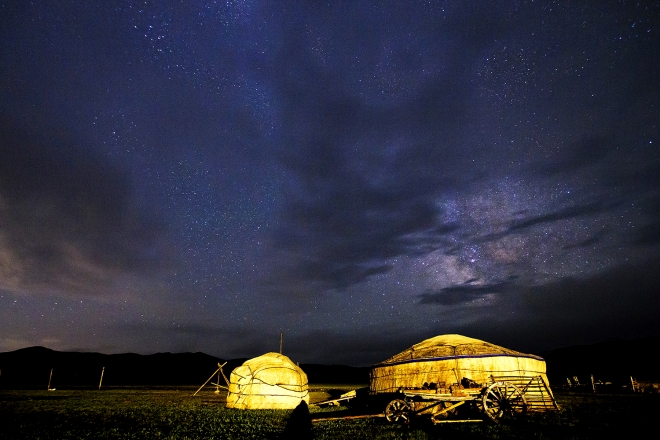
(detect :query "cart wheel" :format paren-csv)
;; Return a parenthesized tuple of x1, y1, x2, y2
(385, 399, 412, 424)
(482, 382, 527, 423)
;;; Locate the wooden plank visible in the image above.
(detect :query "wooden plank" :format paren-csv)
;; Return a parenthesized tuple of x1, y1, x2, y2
(312, 396, 355, 406)
(311, 414, 385, 422)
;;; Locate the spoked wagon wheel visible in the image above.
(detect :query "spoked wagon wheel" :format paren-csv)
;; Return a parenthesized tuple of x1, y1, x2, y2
(385, 399, 412, 424)
(481, 382, 527, 423)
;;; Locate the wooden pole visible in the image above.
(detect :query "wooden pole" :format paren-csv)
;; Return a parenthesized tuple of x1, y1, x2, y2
(312, 414, 385, 422)
(98, 367, 105, 390)
(47, 368, 53, 390)
(218, 362, 230, 387)
(591, 374, 596, 394)
(452, 368, 460, 385)
(193, 362, 227, 397)
(280, 331, 283, 354)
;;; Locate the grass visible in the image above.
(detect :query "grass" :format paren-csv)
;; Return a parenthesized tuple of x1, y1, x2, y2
(0, 387, 658, 439)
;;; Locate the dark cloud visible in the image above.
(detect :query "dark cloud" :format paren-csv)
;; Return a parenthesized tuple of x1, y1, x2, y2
(562, 231, 606, 250)
(270, 94, 468, 291)
(513, 260, 660, 348)
(401, 261, 660, 355)
(471, 200, 620, 247)
(522, 263, 659, 318)
(1, 1, 660, 362)
(272, 185, 459, 290)
(631, 195, 660, 246)
(267, 5, 518, 292)
(284, 257, 660, 362)
(284, 326, 437, 366)
(542, 136, 614, 175)
(0, 119, 167, 295)
(633, 221, 660, 247)
(418, 277, 514, 306)
(106, 322, 266, 358)
(509, 200, 619, 232)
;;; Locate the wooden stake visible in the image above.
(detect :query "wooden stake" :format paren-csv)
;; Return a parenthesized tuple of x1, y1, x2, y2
(47, 368, 53, 390)
(99, 367, 105, 390)
(280, 331, 283, 354)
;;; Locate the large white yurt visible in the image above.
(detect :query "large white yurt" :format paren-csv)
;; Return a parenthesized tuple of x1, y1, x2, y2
(370, 334, 557, 411)
(226, 352, 309, 409)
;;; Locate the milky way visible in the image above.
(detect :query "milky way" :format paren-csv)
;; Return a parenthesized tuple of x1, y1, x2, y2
(1, 1, 659, 365)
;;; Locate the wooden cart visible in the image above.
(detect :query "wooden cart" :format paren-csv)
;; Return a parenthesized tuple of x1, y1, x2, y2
(383, 375, 557, 424)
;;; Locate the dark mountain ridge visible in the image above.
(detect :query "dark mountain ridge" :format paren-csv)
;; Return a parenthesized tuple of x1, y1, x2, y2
(540, 336, 660, 383)
(1, 336, 657, 389)
(0, 347, 370, 389)
(0, 346, 239, 389)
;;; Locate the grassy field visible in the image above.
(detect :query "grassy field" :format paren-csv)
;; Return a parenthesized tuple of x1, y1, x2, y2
(1, 386, 658, 439)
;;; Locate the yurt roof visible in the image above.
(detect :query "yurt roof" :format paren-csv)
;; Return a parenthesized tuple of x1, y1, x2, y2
(241, 352, 299, 369)
(375, 334, 544, 366)
(236, 352, 307, 381)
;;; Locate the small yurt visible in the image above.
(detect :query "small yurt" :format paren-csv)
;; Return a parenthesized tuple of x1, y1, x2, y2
(226, 352, 309, 409)
(371, 334, 557, 411)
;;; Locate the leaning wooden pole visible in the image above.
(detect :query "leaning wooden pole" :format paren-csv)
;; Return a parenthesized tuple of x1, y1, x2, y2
(312, 414, 385, 422)
(590, 374, 597, 394)
(193, 368, 220, 396)
(218, 362, 230, 387)
(47, 368, 53, 390)
(98, 367, 105, 390)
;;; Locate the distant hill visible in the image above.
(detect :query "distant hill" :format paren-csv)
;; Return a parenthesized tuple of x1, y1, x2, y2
(541, 336, 660, 384)
(0, 346, 238, 389)
(299, 363, 370, 385)
(0, 347, 369, 389)
(2, 337, 656, 389)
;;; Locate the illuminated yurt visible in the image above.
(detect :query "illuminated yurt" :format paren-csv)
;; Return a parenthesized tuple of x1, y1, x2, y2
(226, 352, 309, 409)
(370, 334, 557, 411)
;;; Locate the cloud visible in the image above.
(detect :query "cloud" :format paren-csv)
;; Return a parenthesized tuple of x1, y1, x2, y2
(633, 221, 660, 247)
(0, 120, 168, 296)
(266, 6, 517, 293)
(473, 199, 620, 247)
(521, 260, 660, 321)
(105, 322, 442, 366)
(418, 277, 514, 305)
(631, 196, 660, 247)
(562, 231, 606, 250)
(284, 325, 442, 366)
(507, 259, 660, 350)
(541, 136, 613, 175)
(103, 322, 267, 357)
(269, 90, 468, 292)
(508, 200, 618, 232)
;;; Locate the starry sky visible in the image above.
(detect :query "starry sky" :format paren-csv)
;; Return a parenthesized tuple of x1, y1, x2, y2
(1, 1, 659, 366)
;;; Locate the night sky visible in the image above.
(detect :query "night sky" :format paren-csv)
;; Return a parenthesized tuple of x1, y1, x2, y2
(1, 1, 659, 366)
